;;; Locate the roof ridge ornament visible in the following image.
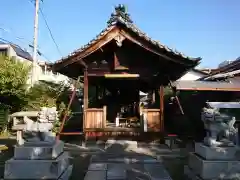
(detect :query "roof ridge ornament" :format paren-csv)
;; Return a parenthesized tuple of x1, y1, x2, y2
(107, 4, 133, 25)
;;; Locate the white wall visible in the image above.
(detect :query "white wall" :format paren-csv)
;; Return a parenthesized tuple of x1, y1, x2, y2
(178, 70, 204, 81)
(0, 44, 69, 85)
(39, 70, 69, 85)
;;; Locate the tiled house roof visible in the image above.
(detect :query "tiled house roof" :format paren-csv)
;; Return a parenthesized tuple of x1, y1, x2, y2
(0, 40, 32, 61)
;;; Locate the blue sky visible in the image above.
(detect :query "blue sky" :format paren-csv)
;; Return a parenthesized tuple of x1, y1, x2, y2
(0, 0, 239, 68)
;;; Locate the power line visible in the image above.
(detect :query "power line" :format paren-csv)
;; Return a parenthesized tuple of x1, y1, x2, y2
(39, 7, 62, 57)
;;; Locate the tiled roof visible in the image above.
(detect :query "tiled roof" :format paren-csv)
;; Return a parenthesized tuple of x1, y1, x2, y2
(10, 44, 33, 61)
(55, 4, 201, 65)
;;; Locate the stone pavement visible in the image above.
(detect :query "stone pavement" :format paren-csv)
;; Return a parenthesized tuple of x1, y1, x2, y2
(83, 140, 173, 180)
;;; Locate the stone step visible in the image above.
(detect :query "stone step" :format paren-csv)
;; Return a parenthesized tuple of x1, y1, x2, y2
(4, 152, 70, 179)
(85, 162, 173, 180)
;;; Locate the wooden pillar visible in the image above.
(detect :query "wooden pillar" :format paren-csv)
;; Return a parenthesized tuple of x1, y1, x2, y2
(159, 85, 164, 132)
(84, 69, 89, 109)
(103, 105, 106, 128)
(83, 69, 88, 131)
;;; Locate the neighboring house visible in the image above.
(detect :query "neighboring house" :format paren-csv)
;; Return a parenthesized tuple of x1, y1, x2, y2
(174, 57, 240, 91)
(0, 41, 69, 85)
(177, 69, 207, 81)
(200, 57, 240, 81)
(38, 60, 69, 85)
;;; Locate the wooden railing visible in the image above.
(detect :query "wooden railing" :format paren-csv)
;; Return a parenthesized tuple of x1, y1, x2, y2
(84, 107, 106, 129)
(142, 109, 161, 132)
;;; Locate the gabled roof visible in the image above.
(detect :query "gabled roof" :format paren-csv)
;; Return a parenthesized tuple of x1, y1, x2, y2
(0, 40, 33, 61)
(54, 4, 201, 68)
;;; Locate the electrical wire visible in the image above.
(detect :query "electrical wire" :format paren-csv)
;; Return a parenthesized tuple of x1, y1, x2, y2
(39, 7, 63, 57)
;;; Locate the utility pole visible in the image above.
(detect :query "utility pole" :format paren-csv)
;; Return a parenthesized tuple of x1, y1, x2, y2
(31, 0, 40, 86)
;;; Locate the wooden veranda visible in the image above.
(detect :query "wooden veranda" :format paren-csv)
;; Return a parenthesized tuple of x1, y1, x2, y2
(52, 4, 201, 140)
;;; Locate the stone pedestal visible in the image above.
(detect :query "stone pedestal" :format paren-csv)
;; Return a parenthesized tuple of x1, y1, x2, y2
(195, 143, 237, 160)
(4, 140, 72, 179)
(185, 143, 240, 180)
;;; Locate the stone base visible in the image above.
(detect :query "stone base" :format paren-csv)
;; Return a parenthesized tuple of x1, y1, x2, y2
(188, 152, 240, 179)
(14, 140, 64, 160)
(4, 152, 69, 179)
(195, 143, 237, 160)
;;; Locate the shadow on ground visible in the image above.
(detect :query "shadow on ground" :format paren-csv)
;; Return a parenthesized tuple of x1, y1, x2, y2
(0, 137, 194, 180)
(66, 139, 194, 180)
(0, 138, 16, 178)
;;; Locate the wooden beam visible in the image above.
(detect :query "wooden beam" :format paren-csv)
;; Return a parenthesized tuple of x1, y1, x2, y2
(59, 132, 83, 135)
(104, 74, 140, 78)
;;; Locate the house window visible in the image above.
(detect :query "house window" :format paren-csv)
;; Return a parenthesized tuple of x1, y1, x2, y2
(0, 49, 7, 56)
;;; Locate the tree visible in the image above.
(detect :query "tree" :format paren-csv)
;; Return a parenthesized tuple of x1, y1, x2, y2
(24, 81, 68, 111)
(0, 55, 30, 112)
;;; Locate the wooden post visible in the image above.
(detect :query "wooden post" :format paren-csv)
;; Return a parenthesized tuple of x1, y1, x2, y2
(83, 69, 89, 130)
(103, 105, 107, 128)
(159, 85, 164, 132)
